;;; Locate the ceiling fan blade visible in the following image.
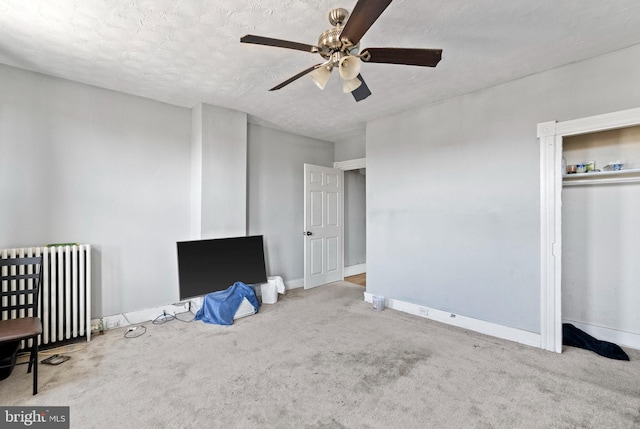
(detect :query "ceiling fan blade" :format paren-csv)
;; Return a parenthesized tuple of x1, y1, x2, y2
(240, 34, 318, 53)
(270, 64, 324, 91)
(340, 0, 392, 46)
(361, 47, 442, 67)
(351, 74, 372, 102)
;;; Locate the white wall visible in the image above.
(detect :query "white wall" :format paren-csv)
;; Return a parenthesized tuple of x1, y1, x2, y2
(0, 63, 339, 316)
(367, 43, 640, 334)
(190, 104, 204, 238)
(0, 64, 192, 317)
(192, 103, 247, 239)
(562, 127, 640, 335)
(247, 124, 334, 285)
(335, 134, 365, 162)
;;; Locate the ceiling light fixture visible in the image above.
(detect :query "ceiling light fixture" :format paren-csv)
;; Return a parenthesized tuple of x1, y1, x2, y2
(309, 65, 332, 90)
(241, 1, 443, 102)
(342, 76, 362, 93)
(338, 55, 362, 81)
(309, 53, 364, 93)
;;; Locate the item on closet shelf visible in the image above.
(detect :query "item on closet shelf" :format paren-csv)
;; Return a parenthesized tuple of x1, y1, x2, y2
(566, 164, 577, 174)
(584, 161, 595, 172)
(576, 163, 587, 174)
(602, 161, 624, 171)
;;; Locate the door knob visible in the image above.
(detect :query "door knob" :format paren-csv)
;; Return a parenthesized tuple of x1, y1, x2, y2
(303, 231, 313, 236)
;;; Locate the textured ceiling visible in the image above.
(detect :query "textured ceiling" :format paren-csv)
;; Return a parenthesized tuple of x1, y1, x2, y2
(2, 1, 640, 142)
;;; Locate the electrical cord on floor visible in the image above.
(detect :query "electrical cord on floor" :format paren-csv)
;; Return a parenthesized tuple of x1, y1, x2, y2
(152, 311, 175, 324)
(123, 325, 146, 339)
(174, 310, 195, 323)
(152, 308, 195, 325)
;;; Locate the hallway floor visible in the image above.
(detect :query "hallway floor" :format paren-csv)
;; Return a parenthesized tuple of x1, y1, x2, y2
(345, 273, 366, 287)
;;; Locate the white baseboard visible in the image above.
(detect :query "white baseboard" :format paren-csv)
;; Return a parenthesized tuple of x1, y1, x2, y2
(124, 302, 191, 324)
(96, 301, 194, 331)
(364, 292, 541, 349)
(344, 263, 366, 277)
(100, 314, 130, 330)
(286, 278, 304, 290)
(563, 319, 640, 351)
(97, 279, 308, 332)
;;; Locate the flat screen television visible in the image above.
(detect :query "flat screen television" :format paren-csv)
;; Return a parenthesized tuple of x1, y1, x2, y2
(177, 235, 267, 300)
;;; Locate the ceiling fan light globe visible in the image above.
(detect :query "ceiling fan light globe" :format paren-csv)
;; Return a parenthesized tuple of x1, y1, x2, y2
(309, 66, 331, 90)
(342, 77, 362, 93)
(338, 55, 362, 81)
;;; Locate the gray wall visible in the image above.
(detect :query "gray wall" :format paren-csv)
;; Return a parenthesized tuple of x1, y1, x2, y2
(367, 43, 640, 333)
(247, 124, 334, 284)
(335, 135, 365, 162)
(192, 103, 247, 239)
(0, 63, 338, 315)
(0, 64, 192, 316)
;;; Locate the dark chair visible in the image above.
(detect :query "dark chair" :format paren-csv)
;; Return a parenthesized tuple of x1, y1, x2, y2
(0, 256, 43, 395)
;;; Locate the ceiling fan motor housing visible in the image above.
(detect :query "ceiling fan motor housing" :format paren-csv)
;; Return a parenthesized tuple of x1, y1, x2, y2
(318, 8, 358, 59)
(328, 8, 349, 26)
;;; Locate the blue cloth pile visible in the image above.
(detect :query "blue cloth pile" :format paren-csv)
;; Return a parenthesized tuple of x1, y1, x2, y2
(195, 282, 260, 325)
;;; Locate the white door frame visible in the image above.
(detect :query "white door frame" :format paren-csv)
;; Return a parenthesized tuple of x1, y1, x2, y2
(333, 158, 366, 280)
(538, 107, 640, 353)
(334, 158, 366, 171)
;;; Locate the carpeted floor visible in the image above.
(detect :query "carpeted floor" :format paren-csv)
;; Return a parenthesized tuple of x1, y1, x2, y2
(1, 281, 639, 428)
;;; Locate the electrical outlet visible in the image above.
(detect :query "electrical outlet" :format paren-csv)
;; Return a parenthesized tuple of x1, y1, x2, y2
(106, 320, 120, 329)
(418, 306, 428, 316)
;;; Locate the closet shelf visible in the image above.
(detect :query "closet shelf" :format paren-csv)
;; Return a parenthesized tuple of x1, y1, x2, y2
(563, 168, 640, 186)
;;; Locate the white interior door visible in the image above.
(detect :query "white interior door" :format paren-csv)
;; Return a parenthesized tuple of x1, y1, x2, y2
(304, 164, 344, 289)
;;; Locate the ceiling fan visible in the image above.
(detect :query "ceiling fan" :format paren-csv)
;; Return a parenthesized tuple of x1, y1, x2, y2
(240, 0, 442, 102)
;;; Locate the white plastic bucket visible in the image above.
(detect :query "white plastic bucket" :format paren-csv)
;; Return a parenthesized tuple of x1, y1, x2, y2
(261, 280, 278, 304)
(372, 296, 385, 311)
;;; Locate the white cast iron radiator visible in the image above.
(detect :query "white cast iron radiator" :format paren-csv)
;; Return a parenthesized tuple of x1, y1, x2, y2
(0, 244, 92, 345)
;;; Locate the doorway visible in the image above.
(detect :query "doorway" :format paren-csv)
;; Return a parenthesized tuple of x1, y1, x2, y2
(344, 272, 366, 287)
(335, 158, 366, 287)
(538, 107, 640, 353)
(562, 127, 640, 351)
